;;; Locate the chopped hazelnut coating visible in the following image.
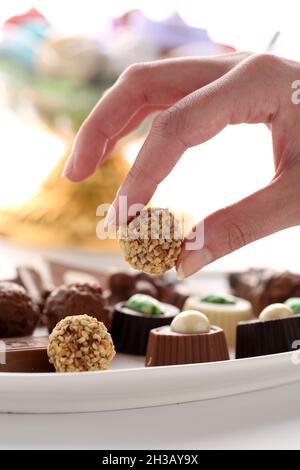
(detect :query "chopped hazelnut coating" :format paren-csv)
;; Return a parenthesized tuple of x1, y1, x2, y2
(119, 208, 183, 275)
(47, 314, 115, 372)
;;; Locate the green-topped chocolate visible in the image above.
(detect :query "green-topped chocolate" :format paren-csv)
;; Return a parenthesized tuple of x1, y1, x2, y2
(111, 298, 179, 356)
(125, 294, 163, 316)
(284, 298, 300, 314)
(200, 294, 237, 305)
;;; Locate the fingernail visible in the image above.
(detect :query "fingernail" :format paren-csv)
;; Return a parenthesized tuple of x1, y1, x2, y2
(176, 247, 213, 279)
(104, 203, 117, 227)
(62, 154, 75, 179)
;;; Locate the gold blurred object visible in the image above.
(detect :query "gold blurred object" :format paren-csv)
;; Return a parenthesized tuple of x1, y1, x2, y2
(0, 146, 129, 249)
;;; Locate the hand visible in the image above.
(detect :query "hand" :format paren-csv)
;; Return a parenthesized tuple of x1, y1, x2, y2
(63, 52, 300, 278)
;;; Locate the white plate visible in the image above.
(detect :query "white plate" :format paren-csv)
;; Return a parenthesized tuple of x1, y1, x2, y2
(1, 351, 300, 414)
(1, 244, 299, 415)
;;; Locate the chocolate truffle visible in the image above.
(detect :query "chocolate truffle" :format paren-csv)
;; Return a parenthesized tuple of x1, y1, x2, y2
(108, 271, 159, 305)
(0, 282, 39, 338)
(119, 208, 182, 275)
(47, 315, 115, 372)
(107, 270, 188, 309)
(145, 310, 229, 367)
(111, 294, 179, 355)
(236, 303, 300, 359)
(183, 294, 253, 348)
(229, 269, 300, 316)
(42, 282, 111, 333)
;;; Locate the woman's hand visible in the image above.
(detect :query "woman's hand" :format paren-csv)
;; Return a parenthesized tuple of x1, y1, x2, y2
(63, 52, 300, 278)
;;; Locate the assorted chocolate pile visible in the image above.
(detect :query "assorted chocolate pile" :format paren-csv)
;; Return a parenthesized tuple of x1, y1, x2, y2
(0, 259, 198, 372)
(1, 262, 300, 372)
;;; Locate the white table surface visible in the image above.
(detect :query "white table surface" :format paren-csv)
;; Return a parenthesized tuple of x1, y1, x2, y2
(0, 238, 300, 450)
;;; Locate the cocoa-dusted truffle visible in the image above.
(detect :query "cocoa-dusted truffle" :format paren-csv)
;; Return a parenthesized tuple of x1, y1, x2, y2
(43, 282, 111, 333)
(0, 282, 39, 338)
(119, 208, 182, 275)
(47, 315, 115, 372)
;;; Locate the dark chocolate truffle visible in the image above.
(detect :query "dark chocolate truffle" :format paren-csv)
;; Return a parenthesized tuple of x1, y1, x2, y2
(42, 282, 111, 333)
(111, 296, 179, 355)
(0, 282, 39, 338)
(107, 270, 189, 309)
(229, 269, 300, 316)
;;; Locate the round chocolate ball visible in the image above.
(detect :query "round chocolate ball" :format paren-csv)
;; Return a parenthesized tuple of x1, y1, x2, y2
(133, 280, 158, 298)
(42, 282, 111, 333)
(119, 208, 182, 275)
(0, 282, 39, 338)
(109, 272, 134, 294)
(47, 314, 115, 372)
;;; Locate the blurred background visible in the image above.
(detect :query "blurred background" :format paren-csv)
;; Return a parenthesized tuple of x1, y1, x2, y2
(0, 0, 300, 275)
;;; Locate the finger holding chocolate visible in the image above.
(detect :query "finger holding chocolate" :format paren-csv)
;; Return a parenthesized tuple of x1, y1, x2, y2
(119, 208, 182, 275)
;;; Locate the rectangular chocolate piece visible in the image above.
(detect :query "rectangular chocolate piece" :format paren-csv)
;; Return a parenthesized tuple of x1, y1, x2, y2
(16, 265, 46, 302)
(0, 336, 54, 372)
(16, 260, 108, 303)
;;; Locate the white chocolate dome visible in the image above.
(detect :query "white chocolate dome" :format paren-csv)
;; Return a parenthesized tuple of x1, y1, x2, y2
(259, 303, 294, 321)
(170, 310, 210, 334)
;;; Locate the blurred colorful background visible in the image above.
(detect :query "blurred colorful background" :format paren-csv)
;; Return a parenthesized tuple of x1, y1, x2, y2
(0, 0, 299, 273)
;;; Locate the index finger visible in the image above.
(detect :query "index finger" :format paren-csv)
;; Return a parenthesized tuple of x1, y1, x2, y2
(63, 53, 251, 181)
(106, 54, 281, 226)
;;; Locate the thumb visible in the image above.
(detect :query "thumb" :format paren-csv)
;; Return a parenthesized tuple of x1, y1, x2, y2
(176, 175, 297, 278)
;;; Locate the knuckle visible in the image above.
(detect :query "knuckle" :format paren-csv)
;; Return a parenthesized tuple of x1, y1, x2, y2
(152, 107, 188, 149)
(152, 110, 175, 134)
(223, 218, 254, 251)
(121, 62, 150, 81)
(120, 62, 153, 103)
(244, 53, 281, 74)
(127, 163, 145, 181)
(127, 163, 159, 187)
